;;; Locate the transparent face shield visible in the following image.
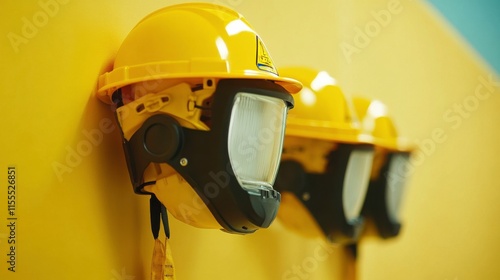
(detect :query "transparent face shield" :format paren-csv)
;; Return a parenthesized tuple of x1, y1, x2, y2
(385, 153, 411, 223)
(227, 92, 288, 192)
(342, 149, 375, 221)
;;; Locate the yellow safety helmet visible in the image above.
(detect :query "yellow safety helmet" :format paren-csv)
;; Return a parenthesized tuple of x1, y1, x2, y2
(353, 97, 414, 238)
(97, 3, 301, 102)
(97, 3, 302, 235)
(282, 68, 368, 143)
(274, 67, 374, 243)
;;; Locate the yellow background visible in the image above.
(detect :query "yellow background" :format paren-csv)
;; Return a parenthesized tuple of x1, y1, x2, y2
(1, 0, 499, 279)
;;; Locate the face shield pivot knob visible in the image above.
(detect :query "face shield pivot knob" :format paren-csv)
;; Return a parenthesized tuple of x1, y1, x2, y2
(124, 114, 183, 194)
(143, 116, 182, 161)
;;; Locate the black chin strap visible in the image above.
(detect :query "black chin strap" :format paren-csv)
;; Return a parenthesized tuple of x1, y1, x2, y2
(112, 89, 175, 278)
(150, 194, 170, 239)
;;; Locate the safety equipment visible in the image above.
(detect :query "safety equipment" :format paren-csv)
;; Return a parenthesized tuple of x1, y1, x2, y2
(97, 4, 301, 102)
(353, 97, 413, 238)
(96, 3, 301, 235)
(274, 67, 374, 244)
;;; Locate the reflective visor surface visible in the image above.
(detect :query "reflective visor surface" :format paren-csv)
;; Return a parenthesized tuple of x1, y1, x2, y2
(386, 153, 410, 223)
(228, 92, 288, 191)
(342, 149, 374, 221)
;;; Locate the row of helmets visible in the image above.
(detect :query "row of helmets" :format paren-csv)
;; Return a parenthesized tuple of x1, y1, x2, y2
(97, 3, 413, 246)
(275, 67, 413, 243)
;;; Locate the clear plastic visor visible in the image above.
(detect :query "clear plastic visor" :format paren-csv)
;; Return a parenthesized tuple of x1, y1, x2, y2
(228, 92, 288, 192)
(386, 153, 410, 223)
(342, 149, 374, 221)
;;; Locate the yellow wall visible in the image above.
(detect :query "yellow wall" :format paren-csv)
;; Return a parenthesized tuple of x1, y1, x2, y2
(1, 0, 499, 279)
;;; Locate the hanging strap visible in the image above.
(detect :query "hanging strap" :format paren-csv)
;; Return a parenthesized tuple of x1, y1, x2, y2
(150, 195, 176, 280)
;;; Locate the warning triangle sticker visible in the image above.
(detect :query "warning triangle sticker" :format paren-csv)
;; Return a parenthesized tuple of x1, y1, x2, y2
(256, 36, 278, 75)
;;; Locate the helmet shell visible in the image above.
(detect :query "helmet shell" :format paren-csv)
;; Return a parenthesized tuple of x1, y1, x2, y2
(97, 3, 302, 103)
(279, 66, 370, 144)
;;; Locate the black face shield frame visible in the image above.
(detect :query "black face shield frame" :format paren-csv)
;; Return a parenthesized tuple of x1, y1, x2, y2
(112, 79, 294, 234)
(362, 151, 411, 238)
(275, 143, 374, 244)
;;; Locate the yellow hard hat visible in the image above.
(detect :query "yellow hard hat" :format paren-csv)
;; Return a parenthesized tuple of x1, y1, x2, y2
(275, 67, 374, 244)
(352, 97, 412, 151)
(353, 97, 414, 238)
(278, 66, 371, 144)
(96, 3, 302, 236)
(97, 3, 301, 103)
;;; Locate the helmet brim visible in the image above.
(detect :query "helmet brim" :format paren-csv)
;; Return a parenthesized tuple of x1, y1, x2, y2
(97, 65, 302, 104)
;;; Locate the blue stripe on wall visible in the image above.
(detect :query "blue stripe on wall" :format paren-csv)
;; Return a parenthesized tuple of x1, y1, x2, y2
(426, 0, 500, 74)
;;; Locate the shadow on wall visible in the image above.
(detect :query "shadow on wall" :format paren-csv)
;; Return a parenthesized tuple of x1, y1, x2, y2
(55, 66, 148, 276)
(82, 84, 147, 275)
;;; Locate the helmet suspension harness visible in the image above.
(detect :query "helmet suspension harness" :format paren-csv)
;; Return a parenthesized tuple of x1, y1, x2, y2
(114, 90, 176, 280)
